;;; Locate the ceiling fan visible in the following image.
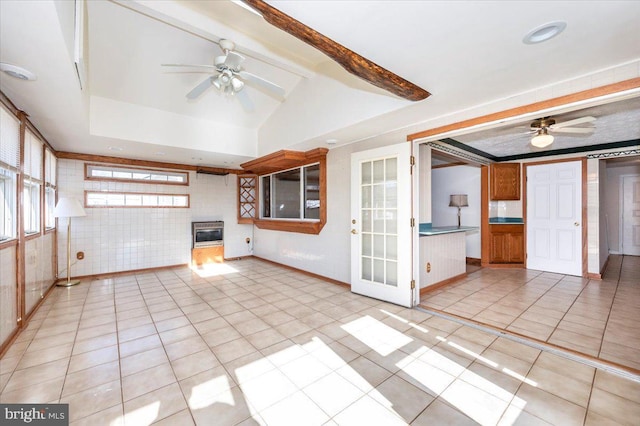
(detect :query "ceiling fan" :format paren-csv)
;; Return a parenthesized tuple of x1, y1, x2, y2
(162, 39, 285, 112)
(527, 116, 596, 148)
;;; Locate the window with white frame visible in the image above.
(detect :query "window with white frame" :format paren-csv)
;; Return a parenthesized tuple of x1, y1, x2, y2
(0, 105, 20, 242)
(23, 129, 42, 235)
(44, 149, 57, 229)
(261, 163, 320, 220)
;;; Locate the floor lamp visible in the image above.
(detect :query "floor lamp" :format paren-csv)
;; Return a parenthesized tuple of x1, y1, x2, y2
(54, 197, 86, 287)
(449, 194, 469, 228)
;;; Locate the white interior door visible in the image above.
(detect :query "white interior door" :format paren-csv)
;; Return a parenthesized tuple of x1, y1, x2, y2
(622, 175, 640, 255)
(350, 143, 414, 307)
(527, 161, 582, 276)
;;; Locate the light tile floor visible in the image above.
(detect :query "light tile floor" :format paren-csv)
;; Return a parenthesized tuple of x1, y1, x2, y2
(420, 255, 640, 371)
(0, 258, 638, 425)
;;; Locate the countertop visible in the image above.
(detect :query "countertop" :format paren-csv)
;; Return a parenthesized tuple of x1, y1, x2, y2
(419, 226, 479, 236)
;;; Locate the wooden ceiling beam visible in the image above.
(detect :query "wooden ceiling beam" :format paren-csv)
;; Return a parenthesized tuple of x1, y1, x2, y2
(243, 0, 430, 102)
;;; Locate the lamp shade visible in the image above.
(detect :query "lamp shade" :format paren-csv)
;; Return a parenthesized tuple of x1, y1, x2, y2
(531, 128, 554, 148)
(54, 197, 86, 218)
(449, 194, 469, 207)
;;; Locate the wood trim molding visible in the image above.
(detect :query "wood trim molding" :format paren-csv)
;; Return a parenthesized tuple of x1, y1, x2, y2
(57, 152, 242, 175)
(480, 165, 490, 266)
(419, 273, 467, 296)
(253, 219, 324, 234)
(243, 1, 430, 102)
(240, 148, 328, 175)
(251, 255, 350, 289)
(407, 77, 640, 141)
(69, 263, 189, 282)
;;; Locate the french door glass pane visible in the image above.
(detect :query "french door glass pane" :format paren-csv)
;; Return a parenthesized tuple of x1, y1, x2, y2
(360, 157, 398, 286)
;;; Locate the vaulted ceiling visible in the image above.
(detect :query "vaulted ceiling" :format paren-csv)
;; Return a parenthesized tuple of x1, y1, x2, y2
(1, 1, 639, 169)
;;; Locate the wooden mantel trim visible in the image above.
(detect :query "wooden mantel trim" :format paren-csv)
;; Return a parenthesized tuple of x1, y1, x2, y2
(407, 77, 640, 141)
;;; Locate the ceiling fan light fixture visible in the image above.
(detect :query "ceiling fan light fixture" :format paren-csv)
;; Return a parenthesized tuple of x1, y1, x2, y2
(231, 77, 244, 92)
(531, 128, 554, 148)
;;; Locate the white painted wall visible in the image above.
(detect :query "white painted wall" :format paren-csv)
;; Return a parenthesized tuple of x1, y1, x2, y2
(431, 165, 481, 258)
(605, 162, 640, 253)
(56, 158, 252, 277)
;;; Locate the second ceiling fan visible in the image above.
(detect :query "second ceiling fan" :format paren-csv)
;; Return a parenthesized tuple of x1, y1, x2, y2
(162, 39, 285, 112)
(528, 116, 596, 148)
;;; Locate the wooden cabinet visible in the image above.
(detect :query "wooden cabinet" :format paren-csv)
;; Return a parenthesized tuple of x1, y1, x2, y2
(489, 225, 524, 264)
(490, 163, 521, 200)
(192, 246, 224, 266)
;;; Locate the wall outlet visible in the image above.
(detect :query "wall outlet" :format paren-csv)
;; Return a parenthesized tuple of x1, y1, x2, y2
(77, 251, 84, 260)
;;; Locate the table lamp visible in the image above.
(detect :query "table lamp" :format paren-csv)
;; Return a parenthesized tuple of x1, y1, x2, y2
(449, 194, 469, 228)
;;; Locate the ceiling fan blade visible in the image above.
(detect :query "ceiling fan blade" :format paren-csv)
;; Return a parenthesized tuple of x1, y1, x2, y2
(551, 116, 596, 129)
(238, 71, 285, 100)
(186, 77, 213, 99)
(551, 127, 595, 134)
(162, 63, 217, 69)
(224, 52, 245, 70)
(242, 0, 430, 102)
(235, 89, 255, 112)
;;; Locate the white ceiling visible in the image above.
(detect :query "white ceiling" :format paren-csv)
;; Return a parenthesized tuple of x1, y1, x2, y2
(0, 0, 639, 169)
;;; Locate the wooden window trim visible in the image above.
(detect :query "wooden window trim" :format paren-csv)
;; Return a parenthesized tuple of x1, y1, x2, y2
(84, 163, 190, 186)
(0, 239, 18, 249)
(240, 148, 328, 234)
(84, 190, 190, 208)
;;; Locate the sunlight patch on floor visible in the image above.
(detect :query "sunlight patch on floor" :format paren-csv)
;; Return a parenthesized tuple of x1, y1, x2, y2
(121, 401, 160, 425)
(342, 315, 413, 356)
(188, 375, 235, 410)
(190, 263, 239, 278)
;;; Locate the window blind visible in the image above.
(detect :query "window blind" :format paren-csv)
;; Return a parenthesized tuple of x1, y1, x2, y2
(24, 130, 43, 180)
(0, 105, 20, 169)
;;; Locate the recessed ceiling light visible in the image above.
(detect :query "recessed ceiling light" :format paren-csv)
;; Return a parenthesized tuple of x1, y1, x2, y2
(523, 21, 567, 44)
(108, 146, 123, 152)
(0, 63, 37, 81)
(326, 139, 338, 145)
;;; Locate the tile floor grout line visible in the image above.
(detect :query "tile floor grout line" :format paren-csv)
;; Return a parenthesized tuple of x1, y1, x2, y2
(414, 305, 640, 384)
(594, 258, 623, 361)
(543, 275, 610, 353)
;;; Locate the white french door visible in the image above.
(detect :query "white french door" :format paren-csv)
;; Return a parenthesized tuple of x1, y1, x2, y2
(621, 175, 640, 255)
(350, 143, 414, 307)
(526, 160, 582, 276)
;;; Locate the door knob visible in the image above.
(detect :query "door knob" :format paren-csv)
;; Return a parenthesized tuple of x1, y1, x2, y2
(351, 229, 358, 234)
(574, 222, 580, 226)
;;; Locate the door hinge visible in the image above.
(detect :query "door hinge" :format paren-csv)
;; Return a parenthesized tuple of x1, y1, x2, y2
(410, 155, 416, 166)
(410, 218, 415, 227)
(410, 280, 416, 289)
